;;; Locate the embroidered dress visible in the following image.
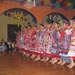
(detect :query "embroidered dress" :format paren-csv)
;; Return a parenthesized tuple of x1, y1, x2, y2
(30, 30, 37, 53)
(45, 30, 54, 57)
(24, 31, 32, 54)
(60, 29, 71, 56)
(67, 29, 75, 58)
(26, 31, 32, 50)
(21, 31, 30, 54)
(59, 29, 72, 63)
(23, 33, 28, 50)
(50, 29, 59, 54)
(35, 30, 44, 56)
(50, 29, 60, 58)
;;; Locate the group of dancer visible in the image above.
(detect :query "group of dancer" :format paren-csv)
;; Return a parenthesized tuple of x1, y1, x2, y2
(15, 20, 75, 69)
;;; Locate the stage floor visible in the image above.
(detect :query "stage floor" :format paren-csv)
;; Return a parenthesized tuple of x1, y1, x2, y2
(0, 51, 75, 75)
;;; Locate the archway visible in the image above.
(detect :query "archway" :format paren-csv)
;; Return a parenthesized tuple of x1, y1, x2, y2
(42, 12, 69, 24)
(1, 8, 37, 24)
(0, 8, 37, 41)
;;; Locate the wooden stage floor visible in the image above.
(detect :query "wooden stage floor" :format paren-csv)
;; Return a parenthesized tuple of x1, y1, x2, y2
(0, 52, 75, 75)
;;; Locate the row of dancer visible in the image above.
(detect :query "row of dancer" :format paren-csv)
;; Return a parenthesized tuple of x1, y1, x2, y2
(15, 20, 75, 69)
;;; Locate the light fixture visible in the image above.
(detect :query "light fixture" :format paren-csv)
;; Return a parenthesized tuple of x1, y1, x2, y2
(24, 0, 36, 9)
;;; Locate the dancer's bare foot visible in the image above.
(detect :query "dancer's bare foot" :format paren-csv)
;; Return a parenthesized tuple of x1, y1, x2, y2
(49, 59, 53, 63)
(30, 54, 36, 59)
(30, 54, 33, 58)
(45, 57, 49, 62)
(69, 63, 75, 68)
(35, 55, 41, 61)
(52, 59, 58, 64)
(26, 54, 30, 57)
(40, 58, 45, 62)
(23, 52, 26, 56)
(57, 60, 62, 64)
(67, 64, 71, 67)
(61, 60, 66, 65)
(32, 54, 36, 59)
(35, 57, 41, 61)
(30, 55, 33, 58)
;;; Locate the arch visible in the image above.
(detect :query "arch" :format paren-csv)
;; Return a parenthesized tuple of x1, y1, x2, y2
(71, 16, 75, 20)
(1, 8, 37, 23)
(49, 12, 69, 22)
(42, 12, 69, 24)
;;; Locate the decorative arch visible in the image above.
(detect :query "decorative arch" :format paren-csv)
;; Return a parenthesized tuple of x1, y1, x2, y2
(1, 8, 37, 23)
(49, 12, 69, 22)
(71, 16, 75, 20)
(42, 12, 69, 24)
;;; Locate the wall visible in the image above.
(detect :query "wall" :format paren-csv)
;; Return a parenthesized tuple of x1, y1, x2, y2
(69, 9, 75, 19)
(0, 2, 75, 23)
